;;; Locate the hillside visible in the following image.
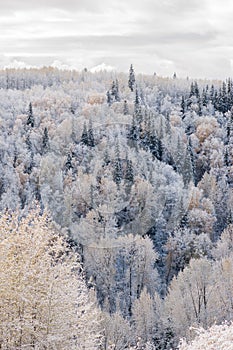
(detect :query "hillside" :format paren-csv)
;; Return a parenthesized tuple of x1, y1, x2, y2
(1, 66, 233, 349)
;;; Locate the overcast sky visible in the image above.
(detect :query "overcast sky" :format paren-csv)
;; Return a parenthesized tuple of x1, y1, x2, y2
(1, 0, 233, 79)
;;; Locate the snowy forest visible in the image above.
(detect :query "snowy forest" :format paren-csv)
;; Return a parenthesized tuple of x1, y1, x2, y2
(1, 65, 233, 349)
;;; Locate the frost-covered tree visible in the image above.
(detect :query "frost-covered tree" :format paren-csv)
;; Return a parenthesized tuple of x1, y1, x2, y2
(179, 322, 233, 350)
(165, 258, 215, 341)
(26, 102, 35, 128)
(0, 210, 103, 349)
(128, 64, 136, 92)
(131, 288, 172, 349)
(101, 311, 132, 350)
(42, 126, 49, 154)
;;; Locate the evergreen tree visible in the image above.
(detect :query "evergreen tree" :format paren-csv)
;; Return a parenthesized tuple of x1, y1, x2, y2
(197, 95, 202, 116)
(223, 81, 228, 112)
(210, 84, 215, 103)
(123, 100, 129, 115)
(81, 122, 89, 145)
(134, 88, 140, 112)
(165, 113, 171, 136)
(182, 147, 194, 187)
(125, 156, 134, 184)
(107, 80, 120, 104)
(226, 111, 233, 143)
(224, 146, 230, 167)
(113, 141, 122, 186)
(202, 88, 208, 107)
(149, 131, 160, 160)
(194, 81, 200, 98)
(175, 136, 184, 174)
(106, 90, 113, 106)
(25, 133, 32, 152)
(64, 153, 73, 173)
(88, 119, 95, 147)
(187, 137, 196, 184)
(128, 64, 135, 92)
(42, 127, 49, 153)
(189, 82, 195, 97)
(227, 78, 233, 109)
(128, 114, 139, 143)
(111, 79, 120, 102)
(181, 95, 185, 115)
(27, 102, 34, 127)
(103, 148, 110, 166)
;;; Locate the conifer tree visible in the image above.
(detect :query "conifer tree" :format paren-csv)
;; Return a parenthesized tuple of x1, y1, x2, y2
(110, 79, 120, 102)
(88, 119, 95, 147)
(64, 153, 73, 173)
(128, 64, 135, 92)
(27, 102, 35, 127)
(134, 88, 140, 113)
(181, 96, 186, 115)
(123, 100, 129, 115)
(107, 90, 113, 106)
(182, 148, 194, 187)
(103, 148, 110, 166)
(125, 155, 134, 184)
(42, 127, 49, 154)
(128, 114, 139, 146)
(113, 141, 122, 186)
(81, 121, 89, 145)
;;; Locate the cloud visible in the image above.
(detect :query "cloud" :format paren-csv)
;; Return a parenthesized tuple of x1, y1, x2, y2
(0, 0, 110, 14)
(51, 60, 76, 70)
(0, 0, 233, 78)
(3, 59, 35, 69)
(90, 63, 116, 73)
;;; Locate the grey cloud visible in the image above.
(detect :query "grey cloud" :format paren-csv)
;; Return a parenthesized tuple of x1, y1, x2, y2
(6, 29, 217, 53)
(0, 0, 109, 13)
(1, 0, 233, 79)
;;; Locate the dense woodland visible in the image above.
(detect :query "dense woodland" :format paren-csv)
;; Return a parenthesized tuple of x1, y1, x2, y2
(1, 66, 233, 349)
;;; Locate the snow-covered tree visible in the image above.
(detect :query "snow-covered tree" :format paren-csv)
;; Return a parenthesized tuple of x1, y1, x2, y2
(128, 64, 136, 92)
(165, 258, 215, 341)
(179, 322, 233, 350)
(0, 210, 103, 349)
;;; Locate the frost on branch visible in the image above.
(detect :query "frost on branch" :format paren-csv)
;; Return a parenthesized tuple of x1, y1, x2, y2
(0, 210, 102, 349)
(179, 322, 233, 350)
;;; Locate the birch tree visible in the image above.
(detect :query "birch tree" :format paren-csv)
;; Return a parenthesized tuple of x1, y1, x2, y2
(0, 210, 102, 349)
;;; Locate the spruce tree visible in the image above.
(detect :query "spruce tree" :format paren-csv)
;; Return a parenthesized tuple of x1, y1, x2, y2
(111, 79, 120, 102)
(103, 148, 110, 166)
(125, 156, 134, 184)
(210, 84, 215, 103)
(113, 141, 122, 186)
(182, 147, 194, 187)
(88, 119, 95, 147)
(106, 90, 112, 106)
(42, 127, 49, 154)
(134, 88, 140, 112)
(181, 96, 185, 115)
(175, 136, 184, 174)
(194, 81, 200, 98)
(64, 153, 73, 173)
(128, 64, 135, 92)
(115, 79, 120, 102)
(128, 114, 139, 143)
(202, 88, 208, 107)
(27, 102, 34, 127)
(81, 122, 89, 145)
(123, 100, 129, 115)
